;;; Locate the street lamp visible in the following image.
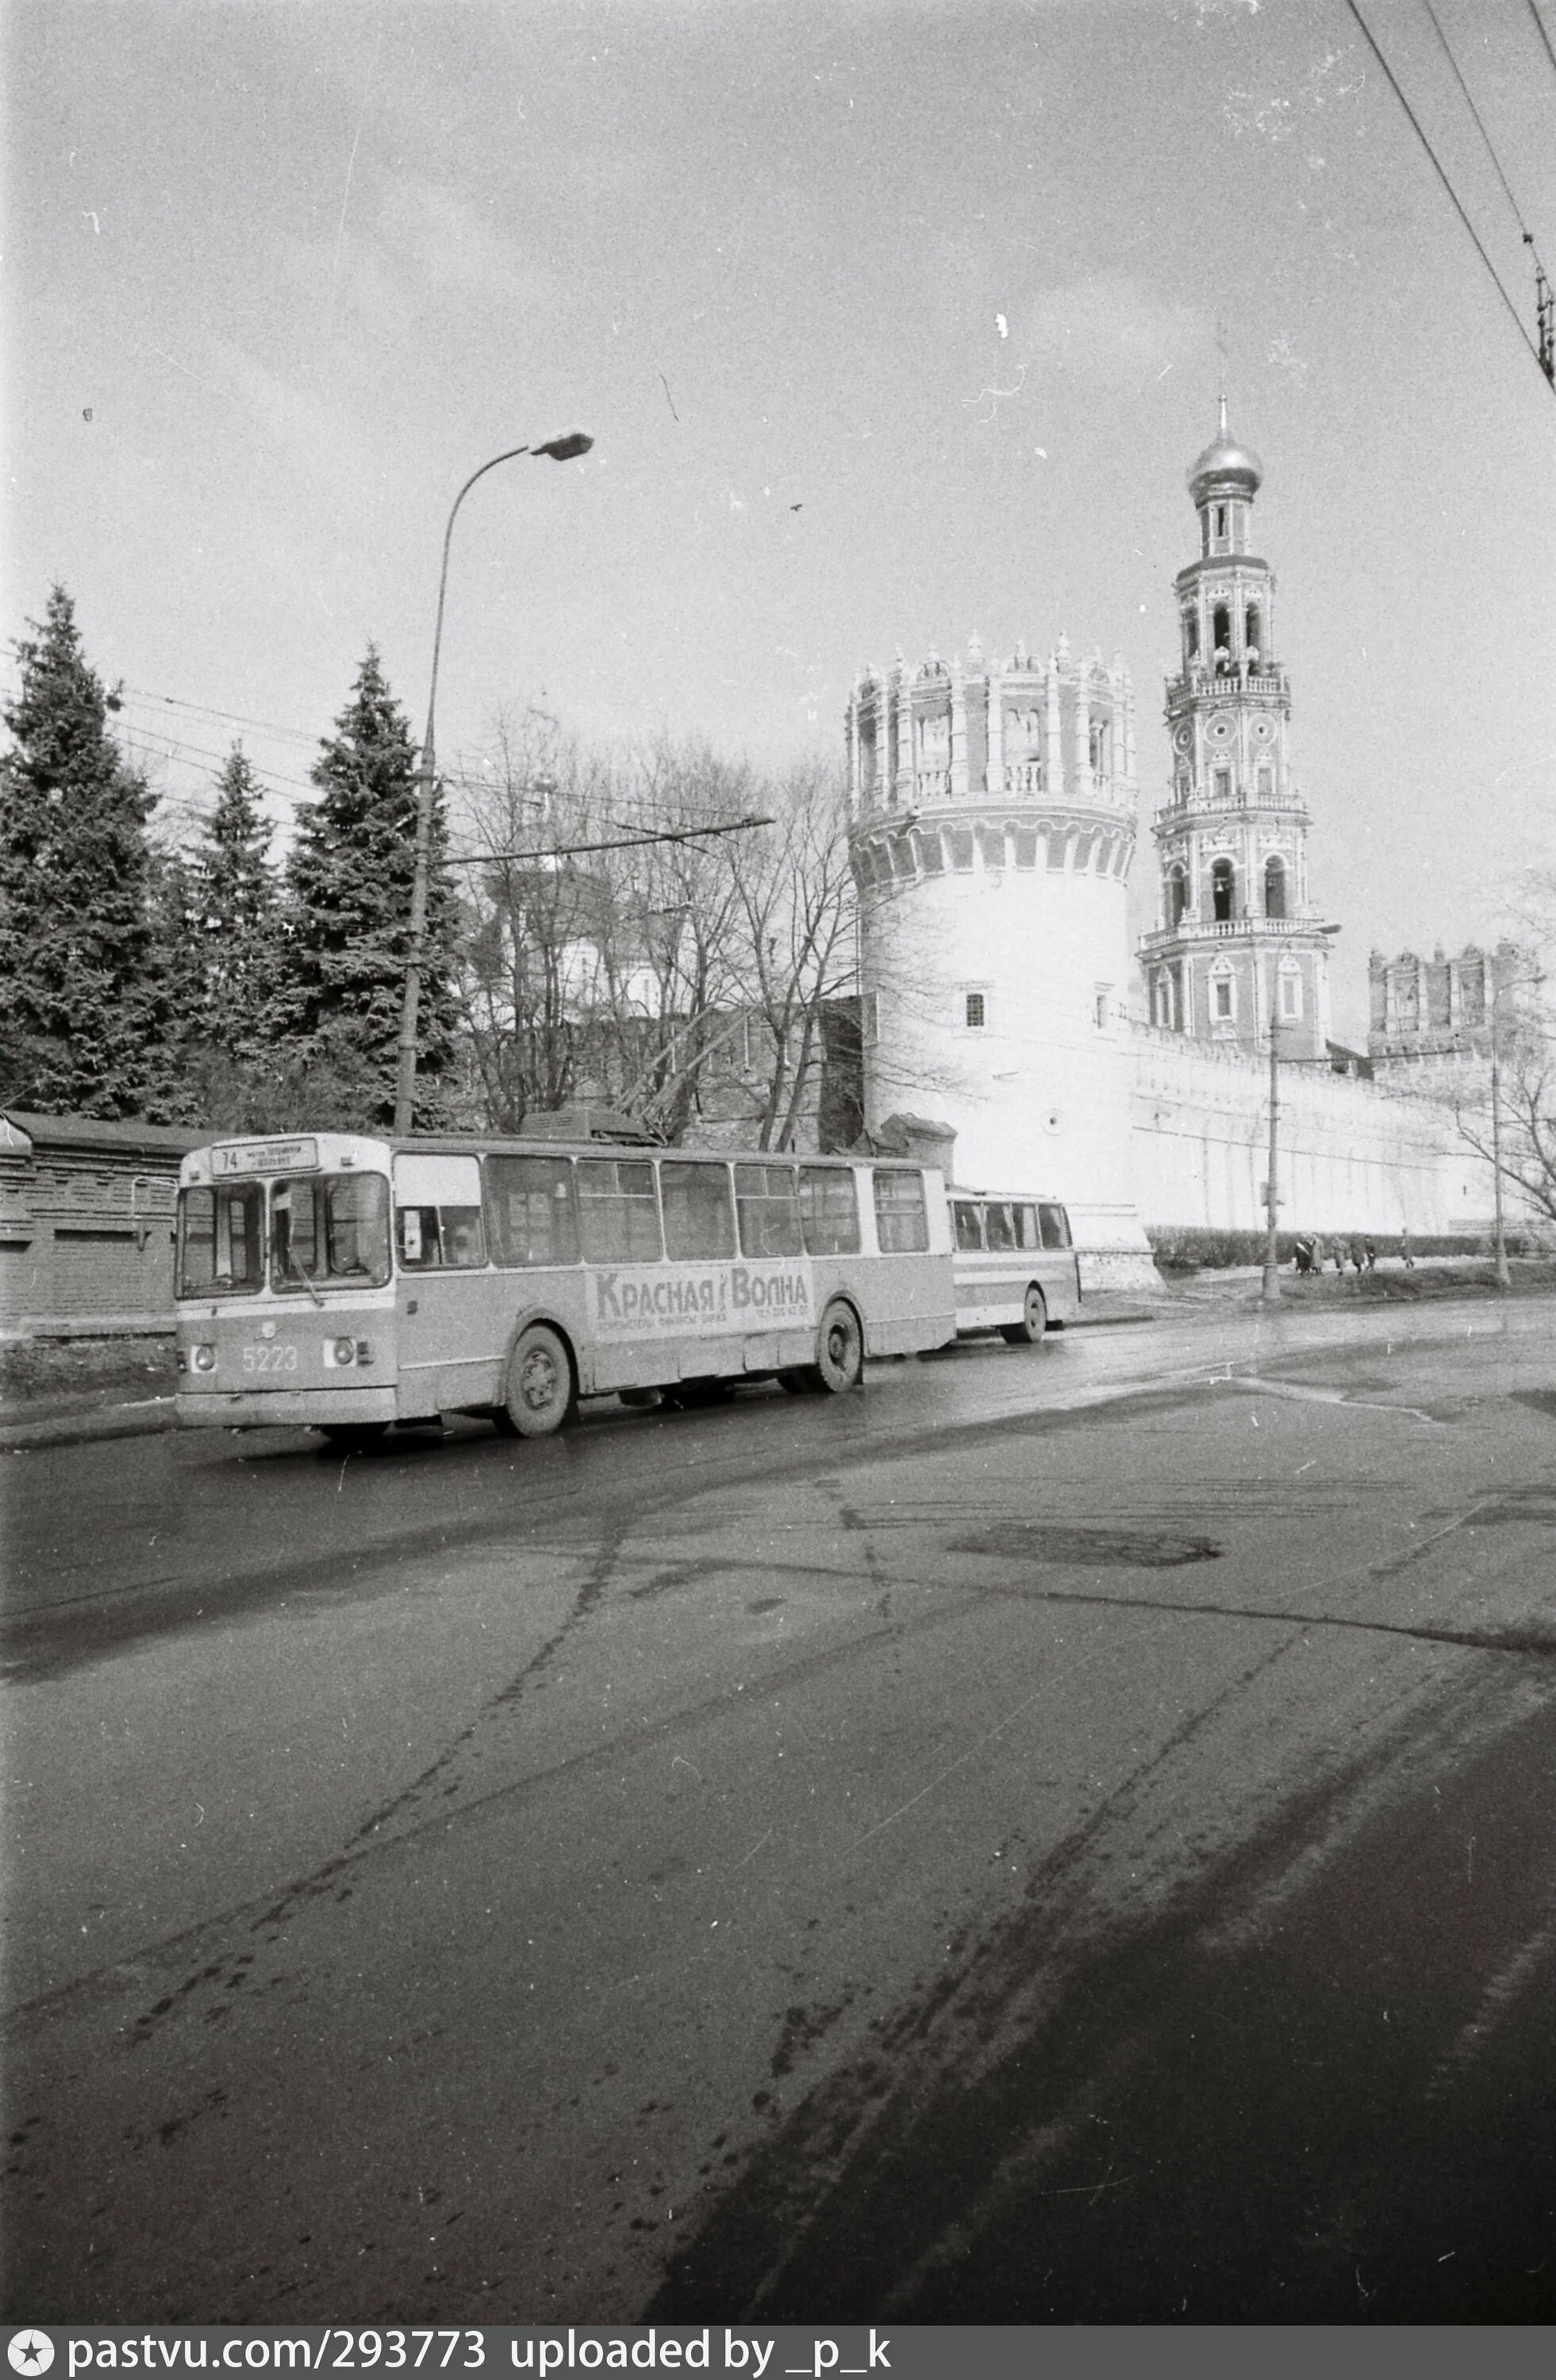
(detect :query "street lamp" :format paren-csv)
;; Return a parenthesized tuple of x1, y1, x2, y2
(394, 430, 594, 1134)
(1259, 924, 1341, 1307)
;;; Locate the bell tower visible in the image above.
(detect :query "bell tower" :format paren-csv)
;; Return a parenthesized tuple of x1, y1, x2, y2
(1139, 405, 1333, 1058)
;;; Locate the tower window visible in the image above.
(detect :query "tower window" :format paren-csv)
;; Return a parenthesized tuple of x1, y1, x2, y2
(1212, 974, 1234, 1019)
(1168, 864, 1188, 926)
(1256, 763, 1274, 801)
(1216, 505, 1228, 538)
(1089, 720, 1110, 775)
(964, 992, 986, 1029)
(1279, 969, 1302, 1020)
(1245, 604, 1262, 663)
(1212, 766, 1233, 804)
(1264, 857, 1287, 919)
(1212, 605, 1231, 669)
(1211, 858, 1235, 922)
(1185, 612, 1200, 659)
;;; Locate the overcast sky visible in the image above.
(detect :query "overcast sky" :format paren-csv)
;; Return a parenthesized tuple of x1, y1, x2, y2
(8, 0, 1555, 1038)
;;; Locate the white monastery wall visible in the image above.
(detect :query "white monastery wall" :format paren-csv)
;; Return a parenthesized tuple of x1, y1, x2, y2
(1129, 1025, 1491, 1239)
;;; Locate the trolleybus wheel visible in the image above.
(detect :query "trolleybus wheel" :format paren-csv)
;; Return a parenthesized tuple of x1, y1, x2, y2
(814, 1299, 864, 1393)
(1001, 1286, 1048, 1345)
(503, 1325, 575, 1438)
(318, 1422, 390, 1450)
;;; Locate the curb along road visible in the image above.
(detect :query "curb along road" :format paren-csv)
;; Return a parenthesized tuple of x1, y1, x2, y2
(0, 1306, 1169, 1456)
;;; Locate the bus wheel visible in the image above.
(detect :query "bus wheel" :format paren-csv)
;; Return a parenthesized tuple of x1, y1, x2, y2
(1001, 1287, 1048, 1345)
(504, 1325, 575, 1438)
(319, 1422, 390, 1450)
(816, 1299, 864, 1393)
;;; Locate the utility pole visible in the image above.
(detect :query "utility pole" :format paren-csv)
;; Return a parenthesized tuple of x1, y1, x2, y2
(1260, 996, 1281, 1304)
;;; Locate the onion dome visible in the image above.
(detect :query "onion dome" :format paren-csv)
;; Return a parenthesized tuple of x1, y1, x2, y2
(1187, 400, 1262, 502)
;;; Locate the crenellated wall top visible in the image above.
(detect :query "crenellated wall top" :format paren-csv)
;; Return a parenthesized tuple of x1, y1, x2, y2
(846, 631, 1137, 823)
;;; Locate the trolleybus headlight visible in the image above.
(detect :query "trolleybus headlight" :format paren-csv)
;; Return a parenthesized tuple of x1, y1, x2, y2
(332, 1335, 357, 1366)
(192, 1344, 217, 1372)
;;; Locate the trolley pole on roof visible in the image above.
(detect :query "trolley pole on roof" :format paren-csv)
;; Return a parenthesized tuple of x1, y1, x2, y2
(394, 430, 594, 1136)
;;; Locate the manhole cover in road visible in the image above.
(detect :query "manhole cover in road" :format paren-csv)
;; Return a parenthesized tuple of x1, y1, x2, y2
(947, 1523, 1221, 1569)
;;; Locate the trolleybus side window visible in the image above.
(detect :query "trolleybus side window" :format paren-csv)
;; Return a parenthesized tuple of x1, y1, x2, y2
(1013, 1202, 1040, 1249)
(797, 1165, 861, 1256)
(178, 1182, 265, 1296)
(486, 1154, 579, 1268)
(734, 1162, 803, 1259)
(577, 1157, 663, 1263)
(952, 1200, 984, 1252)
(394, 1156, 485, 1271)
(1038, 1202, 1071, 1250)
(874, 1168, 928, 1253)
(661, 1160, 736, 1261)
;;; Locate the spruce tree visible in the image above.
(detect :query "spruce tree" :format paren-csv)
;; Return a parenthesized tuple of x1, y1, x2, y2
(193, 745, 281, 1059)
(0, 585, 160, 1116)
(279, 647, 459, 1129)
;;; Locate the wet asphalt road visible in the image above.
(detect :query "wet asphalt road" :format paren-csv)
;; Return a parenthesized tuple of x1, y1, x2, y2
(5, 1294, 1556, 2324)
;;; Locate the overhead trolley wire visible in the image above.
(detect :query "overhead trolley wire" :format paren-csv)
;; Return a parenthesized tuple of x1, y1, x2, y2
(1525, 0, 1556, 81)
(1426, 0, 1549, 255)
(1344, 0, 1555, 391)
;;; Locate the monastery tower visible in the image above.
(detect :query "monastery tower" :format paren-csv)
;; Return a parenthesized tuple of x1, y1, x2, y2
(1139, 406, 1335, 1054)
(847, 636, 1152, 1267)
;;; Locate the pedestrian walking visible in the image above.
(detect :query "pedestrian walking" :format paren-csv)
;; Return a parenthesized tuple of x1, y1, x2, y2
(1399, 1228, 1415, 1269)
(1293, 1234, 1314, 1275)
(1349, 1235, 1365, 1273)
(1364, 1237, 1376, 1271)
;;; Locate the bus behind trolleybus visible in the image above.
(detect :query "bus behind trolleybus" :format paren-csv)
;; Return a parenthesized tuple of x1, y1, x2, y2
(174, 1129, 957, 1446)
(948, 1186, 1080, 1343)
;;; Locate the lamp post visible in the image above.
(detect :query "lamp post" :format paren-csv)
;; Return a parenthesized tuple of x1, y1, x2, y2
(1259, 996, 1283, 1304)
(394, 430, 594, 1135)
(1259, 923, 1341, 1307)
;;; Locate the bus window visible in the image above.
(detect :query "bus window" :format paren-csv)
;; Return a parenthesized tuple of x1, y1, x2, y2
(874, 1169, 928, 1253)
(578, 1158, 663, 1263)
(798, 1166, 861, 1256)
(487, 1155, 578, 1267)
(1014, 1203, 1040, 1250)
(952, 1200, 984, 1252)
(277, 1173, 392, 1286)
(398, 1207, 440, 1268)
(735, 1163, 802, 1258)
(985, 1202, 1016, 1252)
(1039, 1202, 1071, 1250)
(661, 1161, 736, 1261)
(178, 1182, 264, 1296)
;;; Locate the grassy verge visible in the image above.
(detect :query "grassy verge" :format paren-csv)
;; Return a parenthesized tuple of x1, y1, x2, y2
(0, 1334, 177, 1413)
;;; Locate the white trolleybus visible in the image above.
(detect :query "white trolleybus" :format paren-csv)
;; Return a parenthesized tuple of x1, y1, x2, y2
(948, 1187, 1080, 1343)
(175, 1127, 956, 1446)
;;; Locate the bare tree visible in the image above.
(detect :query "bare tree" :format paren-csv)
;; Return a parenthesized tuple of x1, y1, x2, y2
(1447, 963, 1556, 1234)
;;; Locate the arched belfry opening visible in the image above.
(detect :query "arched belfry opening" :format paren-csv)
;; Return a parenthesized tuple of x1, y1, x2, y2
(1211, 858, 1235, 923)
(1264, 856, 1287, 919)
(1168, 864, 1188, 926)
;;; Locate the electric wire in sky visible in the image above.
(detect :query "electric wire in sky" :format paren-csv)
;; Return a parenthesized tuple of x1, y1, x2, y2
(1344, 0, 1555, 393)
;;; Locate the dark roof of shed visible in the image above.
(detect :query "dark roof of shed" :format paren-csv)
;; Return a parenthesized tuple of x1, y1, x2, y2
(1, 1110, 206, 1158)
